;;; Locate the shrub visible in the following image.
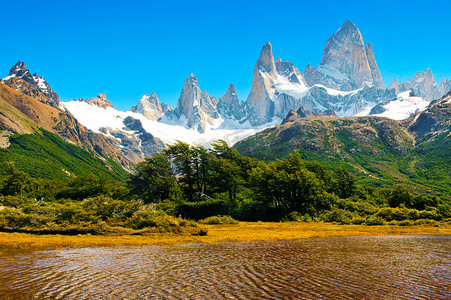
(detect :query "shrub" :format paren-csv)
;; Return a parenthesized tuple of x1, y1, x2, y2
(398, 219, 415, 226)
(176, 199, 229, 220)
(129, 205, 181, 230)
(351, 216, 366, 224)
(322, 208, 355, 224)
(365, 215, 386, 225)
(413, 219, 440, 226)
(198, 215, 238, 225)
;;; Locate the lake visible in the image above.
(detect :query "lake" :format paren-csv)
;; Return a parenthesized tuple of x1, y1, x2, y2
(0, 235, 449, 299)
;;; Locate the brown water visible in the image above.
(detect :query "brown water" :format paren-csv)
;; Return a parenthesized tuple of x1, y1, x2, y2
(0, 235, 449, 299)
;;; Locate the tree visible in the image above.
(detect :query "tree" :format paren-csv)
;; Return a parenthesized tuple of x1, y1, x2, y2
(332, 166, 356, 199)
(388, 185, 412, 208)
(129, 152, 178, 203)
(164, 141, 197, 202)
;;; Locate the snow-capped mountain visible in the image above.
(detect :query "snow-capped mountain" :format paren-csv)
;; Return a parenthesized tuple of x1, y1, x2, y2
(244, 21, 394, 121)
(62, 91, 277, 163)
(162, 73, 221, 133)
(3, 61, 60, 105)
(4, 20, 450, 165)
(387, 69, 441, 101)
(246, 41, 309, 125)
(130, 92, 173, 121)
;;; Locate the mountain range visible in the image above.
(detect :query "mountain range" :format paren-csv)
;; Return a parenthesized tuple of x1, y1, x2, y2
(1, 20, 450, 169)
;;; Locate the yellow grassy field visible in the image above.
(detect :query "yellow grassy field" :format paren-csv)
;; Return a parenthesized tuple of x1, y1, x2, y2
(0, 222, 450, 249)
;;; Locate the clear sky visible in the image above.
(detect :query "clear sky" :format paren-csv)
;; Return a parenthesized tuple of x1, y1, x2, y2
(1, 0, 450, 111)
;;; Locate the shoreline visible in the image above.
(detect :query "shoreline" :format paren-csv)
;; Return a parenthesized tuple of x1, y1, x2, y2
(0, 222, 450, 249)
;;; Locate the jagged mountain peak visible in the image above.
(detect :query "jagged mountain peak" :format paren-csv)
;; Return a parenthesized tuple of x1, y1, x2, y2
(220, 83, 239, 106)
(256, 41, 276, 75)
(173, 74, 219, 133)
(326, 20, 362, 45)
(8, 61, 27, 75)
(225, 83, 237, 95)
(388, 77, 400, 94)
(130, 92, 173, 121)
(3, 61, 60, 105)
(187, 73, 198, 83)
(321, 20, 376, 90)
(86, 94, 114, 109)
(399, 68, 440, 101)
(342, 20, 358, 30)
(139, 92, 160, 105)
(6, 61, 33, 81)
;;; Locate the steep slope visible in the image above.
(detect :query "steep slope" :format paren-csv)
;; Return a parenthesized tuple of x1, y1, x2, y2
(245, 22, 396, 125)
(0, 129, 128, 180)
(64, 97, 274, 157)
(0, 84, 128, 180)
(64, 96, 166, 163)
(402, 91, 451, 192)
(364, 42, 384, 89)
(304, 21, 384, 91)
(0, 82, 133, 170)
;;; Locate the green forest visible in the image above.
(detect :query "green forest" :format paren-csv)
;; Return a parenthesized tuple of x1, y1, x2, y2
(1, 137, 450, 235)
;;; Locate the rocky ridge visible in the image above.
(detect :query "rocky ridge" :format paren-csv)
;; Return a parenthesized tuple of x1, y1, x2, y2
(3, 61, 60, 105)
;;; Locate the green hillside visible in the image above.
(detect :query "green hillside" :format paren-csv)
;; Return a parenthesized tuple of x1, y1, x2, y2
(234, 110, 451, 197)
(0, 129, 128, 181)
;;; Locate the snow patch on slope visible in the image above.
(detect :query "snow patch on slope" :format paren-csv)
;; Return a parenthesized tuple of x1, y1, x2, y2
(373, 90, 430, 120)
(275, 75, 309, 99)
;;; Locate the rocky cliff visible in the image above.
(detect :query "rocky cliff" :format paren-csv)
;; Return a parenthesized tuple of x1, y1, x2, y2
(320, 20, 380, 90)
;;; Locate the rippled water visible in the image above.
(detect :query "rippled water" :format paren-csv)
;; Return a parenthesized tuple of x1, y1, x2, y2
(0, 235, 450, 299)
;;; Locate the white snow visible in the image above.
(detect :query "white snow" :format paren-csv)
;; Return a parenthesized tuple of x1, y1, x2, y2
(2, 74, 15, 81)
(372, 90, 430, 120)
(35, 77, 48, 92)
(275, 74, 309, 99)
(62, 100, 277, 147)
(313, 84, 362, 96)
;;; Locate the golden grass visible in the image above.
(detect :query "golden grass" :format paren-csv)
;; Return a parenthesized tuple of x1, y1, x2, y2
(0, 222, 450, 249)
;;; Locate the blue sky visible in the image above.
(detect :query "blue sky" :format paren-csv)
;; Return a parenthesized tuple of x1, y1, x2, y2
(1, 0, 450, 111)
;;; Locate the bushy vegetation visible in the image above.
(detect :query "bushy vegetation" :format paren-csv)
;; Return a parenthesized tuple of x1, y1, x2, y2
(0, 169, 203, 235)
(127, 140, 449, 224)
(1, 140, 449, 235)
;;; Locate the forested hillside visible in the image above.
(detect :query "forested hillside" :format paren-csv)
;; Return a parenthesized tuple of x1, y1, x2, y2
(1, 140, 448, 236)
(234, 91, 451, 196)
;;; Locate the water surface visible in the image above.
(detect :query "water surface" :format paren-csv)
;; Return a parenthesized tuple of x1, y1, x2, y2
(0, 235, 449, 299)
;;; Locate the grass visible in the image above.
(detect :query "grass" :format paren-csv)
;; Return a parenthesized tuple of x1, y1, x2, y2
(1, 222, 450, 249)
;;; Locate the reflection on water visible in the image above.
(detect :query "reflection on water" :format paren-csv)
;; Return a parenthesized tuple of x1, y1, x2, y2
(0, 235, 449, 299)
